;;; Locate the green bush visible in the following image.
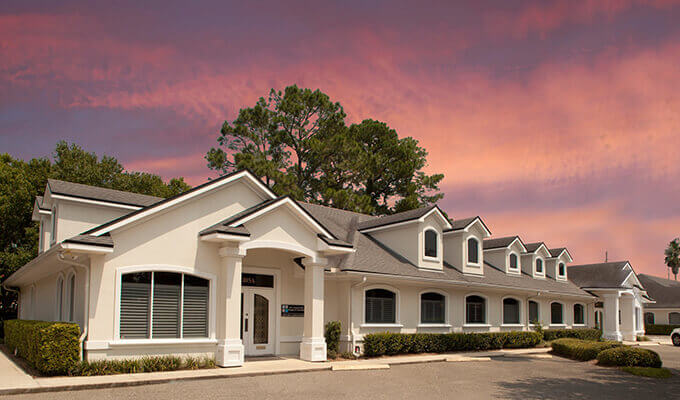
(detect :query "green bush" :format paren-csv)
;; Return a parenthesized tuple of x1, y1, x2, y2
(644, 324, 680, 335)
(325, 321, 341, 353)
(550, 338, 622, 361)
(70, 355, 216, 376)
(596, 347, 662, 368)
(4, 319, 80, 375)
(362, 331, 542, 357)
(542, 328, 601, 341)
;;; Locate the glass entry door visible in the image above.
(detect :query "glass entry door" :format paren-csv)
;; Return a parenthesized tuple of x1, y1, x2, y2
(241, 288, 274, 356)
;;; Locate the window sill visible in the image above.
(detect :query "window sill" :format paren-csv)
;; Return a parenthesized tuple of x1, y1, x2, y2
(463, 324, 490, 328)
(573, 323, 586, 327)
(360, 323, 404, 328)
(418, 323, 451, 328)
(110, 338, 217, 346)
(549, 324, 566, 327)
(422, 256, 441, 263)
(501, 324, 524, 327)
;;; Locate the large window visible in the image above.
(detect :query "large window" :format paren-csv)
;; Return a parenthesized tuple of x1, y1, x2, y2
(535, 258, 543, 273)
(365, 289, 396, 324)
(421, 292, 446, 324)
(573, 304, 584, 325)
(466, 295, 486, 324)
(550, 302, 563, 324)
(467, 238, 479, 264)
(424, 230, 438, 258)
(670, 312, 680, 324)
(120, 271, 209, 339)
(558, 263, 566, 276)
(644, 312, 654, 325)
(503, 298, 520, 324)
(509, 253, 518, 270)
(528, 300, 539, 324)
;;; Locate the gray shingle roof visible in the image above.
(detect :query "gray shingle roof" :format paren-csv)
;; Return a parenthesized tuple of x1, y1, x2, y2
(35, 196, 47, 210)
(637, 274, 680, 308)
(356, 206, 436, 231)
(48, 179, 162, 207)
(63, 234, 114, 247)
(524, 242, 546, 253)
(483, 236, 522, 250)
(568, 261, 632, 289)
(549, 248, 567, 257)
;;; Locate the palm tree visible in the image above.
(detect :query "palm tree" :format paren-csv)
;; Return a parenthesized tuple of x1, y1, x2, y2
(664, 238, 680, 280)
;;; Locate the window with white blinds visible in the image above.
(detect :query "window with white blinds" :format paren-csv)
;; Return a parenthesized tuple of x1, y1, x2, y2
(365, 289, 396, 324)
(466, 295, 486, 324)
(420, 292, 445, 323)
(120, 271, 209, 339)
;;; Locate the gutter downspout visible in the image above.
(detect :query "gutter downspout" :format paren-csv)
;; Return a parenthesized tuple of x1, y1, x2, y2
(58, 252, 90, 361)
(349, 276, 367, 355)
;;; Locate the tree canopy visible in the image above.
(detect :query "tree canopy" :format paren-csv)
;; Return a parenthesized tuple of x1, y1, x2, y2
(206, 85, 444, 215)
(665, 238, 680, 281)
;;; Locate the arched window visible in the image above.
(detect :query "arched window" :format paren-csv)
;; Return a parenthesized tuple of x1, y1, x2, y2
(424, 229, 438, 258)
(503, 298, 520, 324)
(528, 300, 539, 324)
(466, 295, 486, 324)
(66, 273, 75, 322)
(535, 258, 543, 273)
(550, 302, 563, 324)
(467, 238, 479, 264)
(509, 253, 518, 270)
(573, 304, 584, 325)
(669, 312, 680, 325)
(558, 263, 566, 276)
(120, 271, 210, 339)
(56, 276, 64, 321)
(421, 292, 446, 324)
(644, 312, 654, 325)
(365, 289, 396, 324)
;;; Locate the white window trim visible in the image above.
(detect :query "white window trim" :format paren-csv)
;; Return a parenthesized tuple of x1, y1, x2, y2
(466, 237, 481, 265)
(50, 206, 57, 244)
(114, 265, 217, 342)
(363, 284, 400, 326)
(502, 296, 524, 326)
(535, 257, 545, 276)
(573, 302, 586, 326)
(418, 288, 448, 325)
(65, 270, 76, 322)
(507, 252, 520, 273)
(464, 292, 488, 325)
(550, 301, 565, 325)
(55, 273, 64, 321)
(422, 227, 441, 262)
(557, 262, 567, 278)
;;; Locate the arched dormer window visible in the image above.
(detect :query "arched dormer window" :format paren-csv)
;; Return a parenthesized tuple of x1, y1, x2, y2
(509, 253, 518, 270)
(467, 238, 479, 264)
(558, 263, 566, 276)
(424, 229, 438, 258)
(535, 258, 543, 274)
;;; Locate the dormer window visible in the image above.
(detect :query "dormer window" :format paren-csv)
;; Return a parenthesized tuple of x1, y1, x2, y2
(558, 263, 565, 276)
(467, 238, 479, 263)
(535, 258, 543, 273)
(509, 253, 518, 270)
(424, 229, 438, 258)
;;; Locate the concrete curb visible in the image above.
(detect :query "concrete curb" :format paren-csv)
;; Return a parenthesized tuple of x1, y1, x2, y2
(332, 364, 390, 371)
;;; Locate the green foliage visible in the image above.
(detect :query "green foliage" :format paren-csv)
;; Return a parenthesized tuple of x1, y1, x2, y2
(664, 238, 680, 280)
(596, 346, 662, 368)
(644, 324, 680, 335)
(70, 355, 215, 376)
(542, 328, 601, 341)
(207, 85, 444, 215)
(4, 319, 80, 375)
(620, 366, 672, 378)
(325, 321, 341, 353)
(340, 351, 357, 360)
(361, 331, 542, 357)
(550, 338, 622, 361)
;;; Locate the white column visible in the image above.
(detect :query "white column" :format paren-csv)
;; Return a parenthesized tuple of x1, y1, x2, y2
(620, 296, 636, 341)
(216, 246, 245, 367)
(602, 293, 622, 341)
(300, 258, 327, 362)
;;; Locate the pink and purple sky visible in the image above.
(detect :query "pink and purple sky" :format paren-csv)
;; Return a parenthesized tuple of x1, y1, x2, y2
(2, 1, 680, 277)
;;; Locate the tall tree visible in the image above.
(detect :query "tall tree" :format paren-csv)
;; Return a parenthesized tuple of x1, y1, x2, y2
(207, 85, 444, 215)
(665, 238, 680, 281)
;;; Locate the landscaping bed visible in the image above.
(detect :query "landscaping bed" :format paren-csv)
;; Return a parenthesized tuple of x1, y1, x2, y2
(644, 324, 680, 335)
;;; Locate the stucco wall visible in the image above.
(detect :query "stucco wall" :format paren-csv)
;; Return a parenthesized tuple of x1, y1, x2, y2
(55, 201, 130, 244)
(643, 308, 680, 325)
(370, 223, 420, 267)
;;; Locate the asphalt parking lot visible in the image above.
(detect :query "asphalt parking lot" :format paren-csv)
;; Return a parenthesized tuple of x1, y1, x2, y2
(6, 345, 680, 400)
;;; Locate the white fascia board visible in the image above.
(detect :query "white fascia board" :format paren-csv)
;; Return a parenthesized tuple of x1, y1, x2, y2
(464, 218, 492, 237)
(418, 207, 453, 230)
(199, 233, 251, 243)
(358, 219, 419, 233)
(89, 170, 275, 236)
(50, 194, 143, 211)
(511, 238, 528, 253)
(61, 242, 114, 255)
(317, 238, 355, 254)
(229, 197, 335, 239)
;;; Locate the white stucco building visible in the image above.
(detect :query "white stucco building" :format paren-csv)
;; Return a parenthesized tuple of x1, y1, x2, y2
(2, 170, 653, 366)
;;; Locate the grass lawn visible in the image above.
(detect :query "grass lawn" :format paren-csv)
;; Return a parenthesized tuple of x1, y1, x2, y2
(620, 367, 672, 379)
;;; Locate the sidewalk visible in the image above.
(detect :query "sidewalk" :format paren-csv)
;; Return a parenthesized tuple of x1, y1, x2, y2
(0, 347, 551, 395)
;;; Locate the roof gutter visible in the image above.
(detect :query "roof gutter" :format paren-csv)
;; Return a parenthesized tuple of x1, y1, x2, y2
(57, 252, 90, 361)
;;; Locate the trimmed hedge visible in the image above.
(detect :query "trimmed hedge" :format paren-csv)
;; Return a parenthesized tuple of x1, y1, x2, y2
(362, 331, 542, 357)
(71, 355, 215, 376)
(3, 320, 80, 375)
(597, 347, 662, 368)
(542, 328, 601, 341)
(550, 338, 622, 361)
(325, 321, 341, 355)
(644, 324, 680, 335)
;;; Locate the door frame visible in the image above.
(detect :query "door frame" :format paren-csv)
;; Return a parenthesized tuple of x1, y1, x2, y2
(242, 266, 281, 356)
(242, 287, 275, 355)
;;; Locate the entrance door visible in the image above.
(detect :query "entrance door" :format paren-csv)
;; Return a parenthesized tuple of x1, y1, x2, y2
(242, 288, 275, 356)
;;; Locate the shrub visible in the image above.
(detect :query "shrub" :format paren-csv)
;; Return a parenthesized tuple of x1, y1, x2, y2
(325, 321, 341, 353)
(4, 319, 80, 375)
(340, 351, 357, 360)
(620, 367, 672, 378)
(550, 338, 622, 361)
(542, 328, 601, 341)
(362, 331, 542, 357)
(596, 347, 662, 368)
(70, 355, 216, 376)
(644, 324, 680, 335)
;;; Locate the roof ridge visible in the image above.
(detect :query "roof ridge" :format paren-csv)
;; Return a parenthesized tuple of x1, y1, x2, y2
(47, 178, 162, 200)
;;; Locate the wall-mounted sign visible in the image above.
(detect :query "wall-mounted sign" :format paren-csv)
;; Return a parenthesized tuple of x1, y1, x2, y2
(242, 273, 274, 288)
(281, 304, 304, 317)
